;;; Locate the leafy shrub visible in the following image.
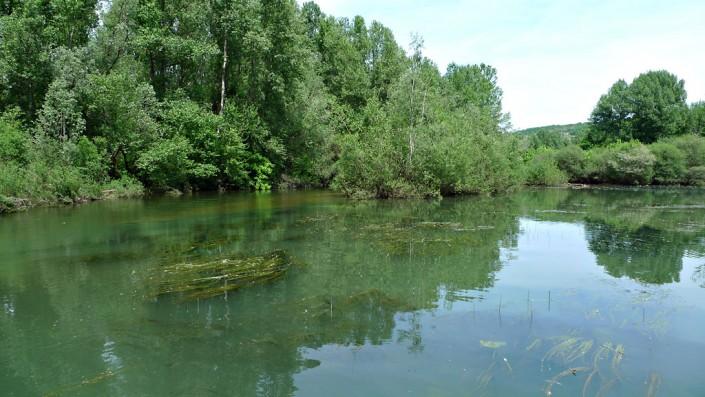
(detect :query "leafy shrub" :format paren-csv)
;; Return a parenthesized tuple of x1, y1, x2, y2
(669, 134, 705, 168)
(420, 112, 523, 195)
(554, 145, 586, 182)
(73, 136, 108, 182)
(101, 175, 144, 198)
(137, 136, 217, 190)
(0, 161, 26, 197)
(584, 146, 611, 182)
(247, 153, 274, 191)
(0, 109, 29, 164)
(649, 141, 686, 184)
(604, 142, 655, 185)
(333, 129, 427, 199)
(583, 142, 656, 185)
(523, 147, 568, 186)
(686, 166, 705, 186)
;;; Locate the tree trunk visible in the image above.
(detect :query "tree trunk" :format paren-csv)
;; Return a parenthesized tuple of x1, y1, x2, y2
(219, 36, 228, 114)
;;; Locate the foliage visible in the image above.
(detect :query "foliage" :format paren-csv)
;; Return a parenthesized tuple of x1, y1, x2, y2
(85, 64, 159, 177)
(444, 63, 508, 128)
(73, 136, 108, 182)
(101, 175, 144, 199)
(554, 145, 587, 182)
(669, 134, 705, 168)
(1, 0, 702, 210)
(588, 71, 689, 145)
(686, 166, 705, 187)
(606, 142, 656, 185)
(649, 142, 686, 184)
(523, 147, 568, 186)
(690, 102, 705, 136)
(515, 123, 589, 151)
(0, 108, 28, 164)
(515, 123, 589, 139)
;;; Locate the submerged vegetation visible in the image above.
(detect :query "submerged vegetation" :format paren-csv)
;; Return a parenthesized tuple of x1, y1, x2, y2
(2, 189, 704, 395)
(150, 250, 294, 301)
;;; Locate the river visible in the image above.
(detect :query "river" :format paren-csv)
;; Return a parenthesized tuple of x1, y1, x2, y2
(1, 188, 704, 396)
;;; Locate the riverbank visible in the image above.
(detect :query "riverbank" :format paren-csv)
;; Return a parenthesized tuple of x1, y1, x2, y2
(0, 178, 143, 215)
(4, 182, 703, 216)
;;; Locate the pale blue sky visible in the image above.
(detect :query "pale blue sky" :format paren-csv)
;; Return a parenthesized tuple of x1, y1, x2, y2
(301, 0, 705, 129)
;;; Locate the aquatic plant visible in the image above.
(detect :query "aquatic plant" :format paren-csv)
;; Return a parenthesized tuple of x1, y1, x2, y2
(542, 336, 594, 367)
(537, 335, 629, 396)
(480, 340, 507, 349)
(544, 366, 590, 396)
(645, 372, 661, 397)
(149, 250, 294, 301)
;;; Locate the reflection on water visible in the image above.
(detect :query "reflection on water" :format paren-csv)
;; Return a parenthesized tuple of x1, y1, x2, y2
(1, 188, 705, 396)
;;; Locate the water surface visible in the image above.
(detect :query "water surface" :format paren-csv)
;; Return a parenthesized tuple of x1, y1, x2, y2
(1, 188, 705, 396)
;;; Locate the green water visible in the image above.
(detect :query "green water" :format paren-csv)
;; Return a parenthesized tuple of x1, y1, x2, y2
(2, 188, 705, 396)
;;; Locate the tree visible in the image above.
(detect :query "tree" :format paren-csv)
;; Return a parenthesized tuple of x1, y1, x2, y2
(36, 47, 89, 141)
(628, 70, 688, 143)
(0, 9, 52, 118)
(45, 0, 99, 48)
(367, 21, 406, 102)
(588, 71, 689, 145)
(690, 101, 705, 136)
(444, 63, 507, 128)
(84, 63, 158, 176)
(588, 80, 633, 145)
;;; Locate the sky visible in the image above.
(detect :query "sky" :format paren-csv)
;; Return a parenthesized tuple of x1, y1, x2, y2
(300, 0, 705, 130)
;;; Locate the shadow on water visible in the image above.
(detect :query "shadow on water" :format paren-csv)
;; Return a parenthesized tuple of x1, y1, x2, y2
(1, 189, 705, 396)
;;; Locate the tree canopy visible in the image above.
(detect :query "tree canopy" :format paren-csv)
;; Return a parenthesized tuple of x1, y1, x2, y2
(1, 0, 518, 203)
(588, 70, 689, 145)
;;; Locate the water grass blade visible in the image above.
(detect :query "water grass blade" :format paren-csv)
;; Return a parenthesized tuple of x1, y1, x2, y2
(503, 357, 513, 375)
(526, 338, 542, 352)
(566, 340, 594, 363)
(476, 361, 497, 390)
(544, 367, 589, 396)
(646, 372, 661, 397)
(480, 340, 507, 349)
(596, 377, 617, 397)
(43, 369, 120, 397)
(611, 344, 625, 379)
(582, 368, 598, 397)
(150, 250, 294, 301)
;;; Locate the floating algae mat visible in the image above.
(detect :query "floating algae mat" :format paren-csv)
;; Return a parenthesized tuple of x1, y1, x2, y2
(149, 250, 294, 301)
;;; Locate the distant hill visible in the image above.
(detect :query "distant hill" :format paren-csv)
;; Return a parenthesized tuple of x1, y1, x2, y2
(514, 122, 590, 137)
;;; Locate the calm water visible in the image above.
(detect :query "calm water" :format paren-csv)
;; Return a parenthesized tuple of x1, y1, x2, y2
(1, 188, 705, 396)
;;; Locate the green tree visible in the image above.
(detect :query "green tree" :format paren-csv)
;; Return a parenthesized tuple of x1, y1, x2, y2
(588, 80, 633, 145)
(588, 71, 689, 145)
(628, 70, 688, 143)
(690, 102, 705, 136)
(36, 47, 89, 141)
(0, 9, 52, 117)
(367, 21, 406, 102)
(444, 63, 507, 128)
(84, 63, 158, 177)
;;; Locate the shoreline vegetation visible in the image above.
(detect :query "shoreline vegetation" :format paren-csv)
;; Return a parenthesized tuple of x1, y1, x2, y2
(1, 1, 704, 213)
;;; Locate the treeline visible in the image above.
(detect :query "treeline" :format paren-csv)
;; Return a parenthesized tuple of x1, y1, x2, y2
(1, 3, 704, 211)
(521, 70, 705, 187)
(0, 0, 520, 210)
